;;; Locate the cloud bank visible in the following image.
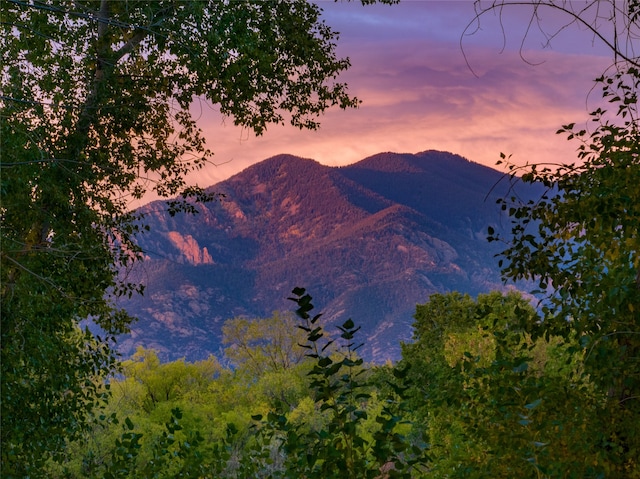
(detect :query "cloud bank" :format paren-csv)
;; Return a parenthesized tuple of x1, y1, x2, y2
(154, 2, 614, 200)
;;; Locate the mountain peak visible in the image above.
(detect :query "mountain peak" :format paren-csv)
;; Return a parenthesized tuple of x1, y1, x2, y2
(349, 152, 425, 173)
(347, 150, 475, 174)
(229, 154, 324, 182)
(123, 149, 539, 363)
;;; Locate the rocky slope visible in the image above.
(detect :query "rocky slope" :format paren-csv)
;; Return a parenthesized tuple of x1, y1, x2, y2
(117, 150, 540, 362)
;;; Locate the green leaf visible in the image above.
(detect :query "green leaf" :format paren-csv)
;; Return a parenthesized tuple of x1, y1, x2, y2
(524, 399, 542, 410)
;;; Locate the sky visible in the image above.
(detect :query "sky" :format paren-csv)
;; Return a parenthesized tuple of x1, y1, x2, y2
(177, 1, 614, 191)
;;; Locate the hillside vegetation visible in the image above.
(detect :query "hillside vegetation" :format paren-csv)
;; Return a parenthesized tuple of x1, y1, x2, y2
(121, 151, 541, 363)
(46, 288, 633, 478)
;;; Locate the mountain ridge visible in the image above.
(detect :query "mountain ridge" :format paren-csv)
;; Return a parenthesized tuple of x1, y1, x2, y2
(119, 150, 539, 362)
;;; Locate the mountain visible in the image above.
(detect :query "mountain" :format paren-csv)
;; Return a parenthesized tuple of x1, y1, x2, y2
(117, 150, 540, 362)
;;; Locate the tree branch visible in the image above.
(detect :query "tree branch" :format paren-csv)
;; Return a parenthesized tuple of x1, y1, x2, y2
(462, 0, 640, 76)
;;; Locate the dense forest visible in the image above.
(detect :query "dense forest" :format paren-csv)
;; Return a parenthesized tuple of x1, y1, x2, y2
(41, 288, 636, 478)
(2, 1, 639, 478)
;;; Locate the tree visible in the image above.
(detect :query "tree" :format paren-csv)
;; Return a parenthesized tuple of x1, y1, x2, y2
(252, 288, 427, 479)
(402, 291, 603, 478)
(222, 312, 314, 411)
(44, 289, 427, 478)
(490, 66, 640, 478)
(222, 312, 309, 377)
(120, 347, 221, 413)
(0, 1, 396, 474)
(469, 1, 640, 475)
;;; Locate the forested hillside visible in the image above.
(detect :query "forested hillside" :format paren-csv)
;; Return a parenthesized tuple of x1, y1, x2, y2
(45, 289, 637, 478)
(120, 151, 542, 362)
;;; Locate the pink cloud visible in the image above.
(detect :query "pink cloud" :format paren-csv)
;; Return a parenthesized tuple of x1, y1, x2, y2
(137, 2, 615, 206)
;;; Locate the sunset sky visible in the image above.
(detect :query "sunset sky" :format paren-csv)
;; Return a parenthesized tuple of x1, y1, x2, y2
(180, 1, 613, 190)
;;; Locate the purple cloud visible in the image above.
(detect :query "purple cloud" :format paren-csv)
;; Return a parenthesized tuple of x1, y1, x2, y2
(136, 2, 616, 206)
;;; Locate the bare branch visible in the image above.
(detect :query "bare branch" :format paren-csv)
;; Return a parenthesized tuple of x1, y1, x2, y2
(463, 0, 640, 75)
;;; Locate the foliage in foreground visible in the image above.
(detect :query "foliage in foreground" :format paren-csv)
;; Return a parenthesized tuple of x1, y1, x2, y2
(4, 2, 639, 478)
(490, 65, 640, 477)
(402, 291, 608, 478)
(1, 1, 395, 473)
(45, 287, 640, 479)
(48, 289, 427, 478)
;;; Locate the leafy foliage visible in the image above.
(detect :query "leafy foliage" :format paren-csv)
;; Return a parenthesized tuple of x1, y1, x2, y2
(46, 291, 427, 478)
(490, 65, 640, 476)
(222, 312, 309, 377)
(253, 287, 428, 479)
(402, 291, 605, 478)
(47, 288, 634, 478)
(0, 1, 393, 473)
(468, 2, 640, 475)
(5, 2, 639, 477)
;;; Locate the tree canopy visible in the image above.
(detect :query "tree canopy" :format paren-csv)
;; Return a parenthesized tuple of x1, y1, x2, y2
(401, 291, 604, 477)
(476, 1, 640, 474)
(222, 312, 308, 376)
(0, 1, 394, 474)
(488, 65, 640, 478)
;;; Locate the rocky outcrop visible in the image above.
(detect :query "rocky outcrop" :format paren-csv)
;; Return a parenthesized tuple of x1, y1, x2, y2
(166, 231, 214, 265)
